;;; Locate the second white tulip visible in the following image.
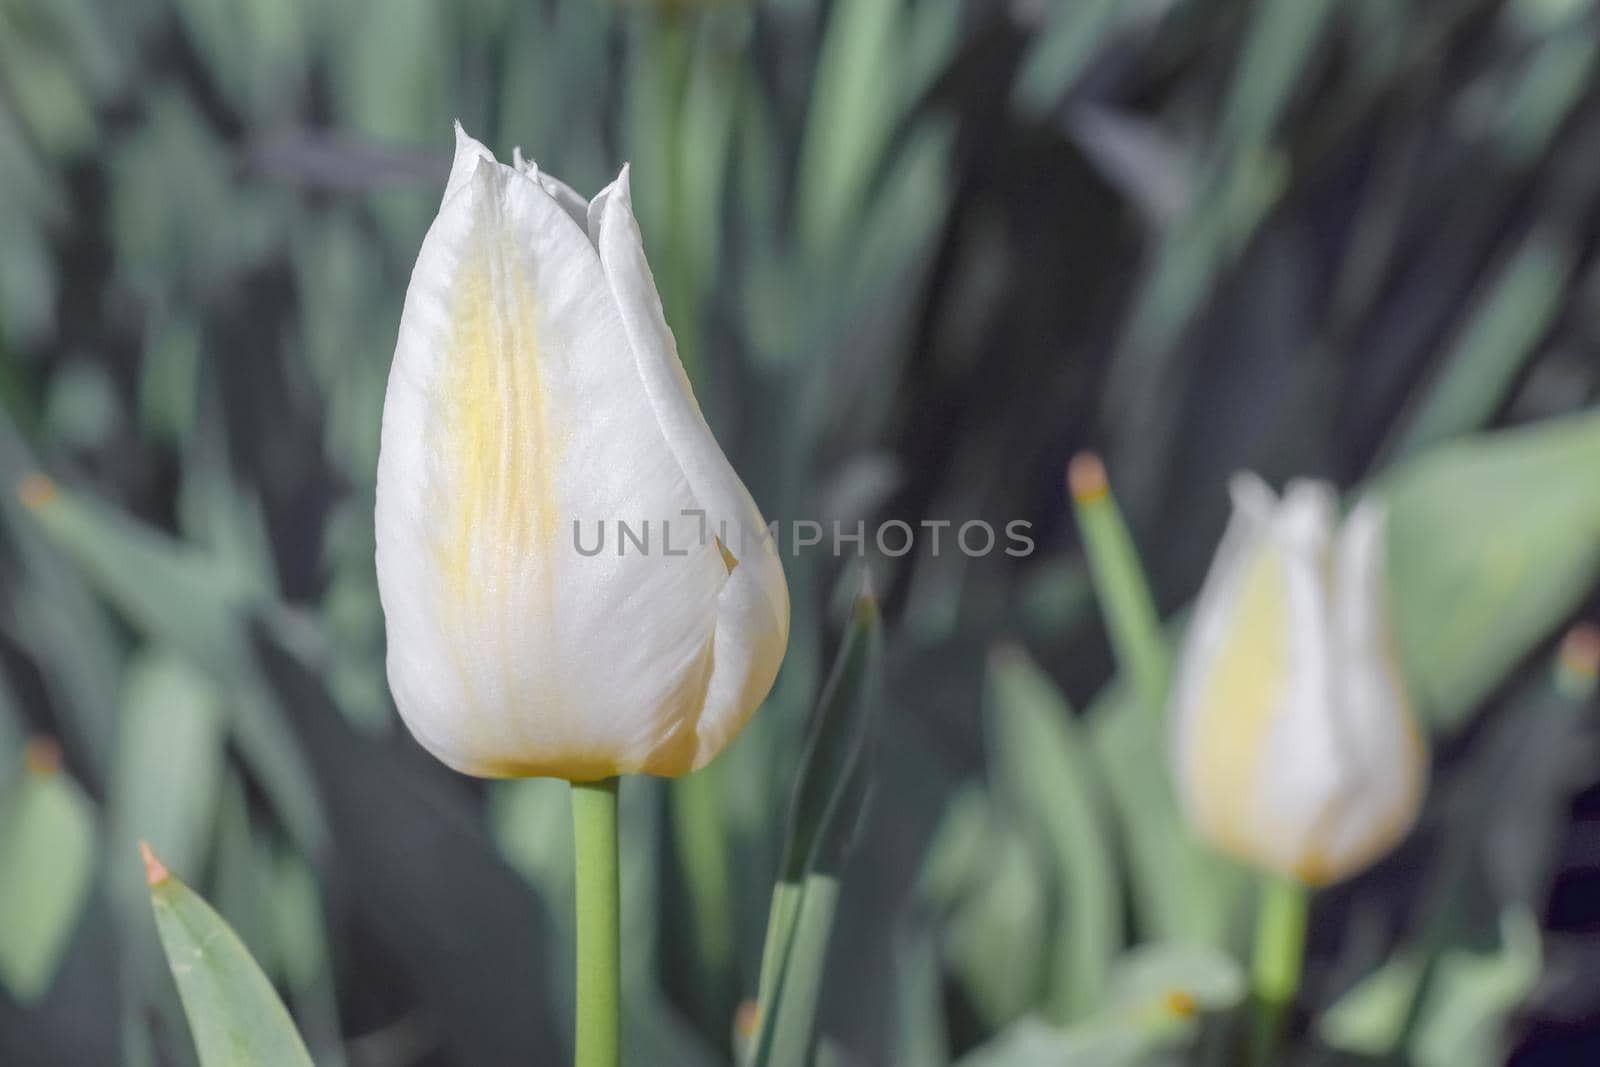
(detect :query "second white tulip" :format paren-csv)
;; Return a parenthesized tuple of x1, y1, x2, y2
(1169, 475, 1426, 886)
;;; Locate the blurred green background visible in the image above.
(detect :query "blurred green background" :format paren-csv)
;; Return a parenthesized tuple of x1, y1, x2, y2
(2, 0, 1600, 1064)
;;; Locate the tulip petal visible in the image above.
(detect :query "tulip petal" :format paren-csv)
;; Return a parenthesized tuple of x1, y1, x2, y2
(1171, 475, 1293, 862)
(512, 147, 590, 231)
(587, 167, 790, 770)
(1170, 473, 1276, 780)
(443, 121, 497, 205)
(1249, 482, 1347, 881)
(1321, 498, 1426, 875)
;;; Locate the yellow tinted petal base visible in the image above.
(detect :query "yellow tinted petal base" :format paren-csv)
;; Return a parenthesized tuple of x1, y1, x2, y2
(1186, 550, 1289, 858)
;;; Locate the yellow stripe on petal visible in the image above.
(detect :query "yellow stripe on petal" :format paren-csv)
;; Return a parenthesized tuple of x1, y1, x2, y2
(436, 225, 560, 605)
(1186, 549, 1289, 859)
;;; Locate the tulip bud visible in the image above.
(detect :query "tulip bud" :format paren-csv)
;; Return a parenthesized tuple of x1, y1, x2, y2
(375, 125, 789, 781)
(1170, 475, 1426, 886)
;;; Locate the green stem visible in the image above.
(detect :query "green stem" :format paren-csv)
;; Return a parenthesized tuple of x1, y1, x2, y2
(1068, 456, 1170, 715)
(572, 778, 621, 1067)
(653, 13, 699, 386)
(670, 764, 734, 1024)
(1249, 875, 1309, 1067)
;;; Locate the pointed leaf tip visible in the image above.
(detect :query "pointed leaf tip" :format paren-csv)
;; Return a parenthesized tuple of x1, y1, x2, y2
(1557, 623, 1600, 694)
(146, 848, 316, 1065)
(22, 737, 62, 777)
(735, 999, 762, 1040)
(17, 474, 56, 510)
(853, 570, 879, 625)
(1067, 453, 1109, 503)
(140, 841, 170, 887)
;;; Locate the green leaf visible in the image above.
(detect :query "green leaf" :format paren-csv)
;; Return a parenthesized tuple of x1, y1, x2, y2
(1319, 952, 1426, 1056)
(178, 382, 280, 598)
(145, 846, 315, 1067)
(677, 25, 741, 305)
(1217, 0, 1338, 156)
(107, 90, 291, 296)
(921, 788, 1049, 1029)
(20, 481, 326, 853)
(1382, 409, 1600, 731)
(890, 923, 950, 1067)
(1101, 146, 1288, 503)
(796, 0, 905, 260)
(1102, 942, 1245, 1017)
(325, 0, 454, 244)
(1409, 908, 1541, 1067)
(756, 873, 846, 1067)
(1069, 456, 1170, 713)
(1492, 9, 1598, 166)
(1099, 0, 1326, 471)
(0, 26, 98, 157)
(667, 761, 737, 1022)
(1321, 910, 1541, 1067)
(1, 462, 123, 778)
(853, 115, 955, 280)
(107, 654, 227, 920)
(136, 314, 202, 444)
(21, 481, 255, 670)
(984, 646, 1120, 1022)
(169, 0, 310, 119)
(752, 579, 883, 1067)
(953, 944, 1241, 1067)
(775, 582, 882, 886)
(0, 754, 98, 1002)
(1392, 230, 1574, 460)
(1011, 0, 1126, 118)
(1088, 679, 1244, 949)
(952, 1017, 1154, 1067)
(42, 360, 121, 451)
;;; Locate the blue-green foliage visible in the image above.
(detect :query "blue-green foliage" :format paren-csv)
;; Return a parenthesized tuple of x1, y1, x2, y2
(1, 0, 1598, 1064)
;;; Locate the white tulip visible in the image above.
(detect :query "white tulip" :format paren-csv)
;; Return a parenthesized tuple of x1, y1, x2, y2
(375, 125, 789, 781)
(1169, 475, 1425, 886)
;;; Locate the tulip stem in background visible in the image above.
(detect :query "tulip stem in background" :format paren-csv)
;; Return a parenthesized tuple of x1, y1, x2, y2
(1068, 454, 1170, 710)
(671, 762, 735, 1019)
(572, 778, 622, 1067)
(653, 12, 700, 386)
(1249, 875, 1309, 1066)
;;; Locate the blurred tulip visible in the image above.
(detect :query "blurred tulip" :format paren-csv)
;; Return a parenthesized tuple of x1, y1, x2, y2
(1170, 475, 1426, 886)
(375, 125, 789, 781)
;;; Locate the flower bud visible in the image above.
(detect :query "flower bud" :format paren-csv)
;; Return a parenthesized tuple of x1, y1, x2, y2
(1170, 475, 1425, 886)
(375, 125, 789, 780)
